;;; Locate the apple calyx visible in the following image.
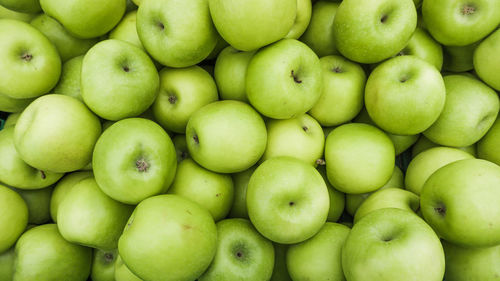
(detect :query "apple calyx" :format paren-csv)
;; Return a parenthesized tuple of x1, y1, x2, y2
(291, 70, 302, 84)
(104, 252, 114, 263)
(332, 66, 343, 73)
(434, 203, 447, 217)
(192, 134, 199, 145)
(40, 170, 46, 179)
(461, 5, 476, 16)
(315, 159, 326, 165)
(168, 94, 177, 104)
(122, 66, 130, 72)
(156, 21, 165, 31)
(136, 158, 150, 172)
(289, 201, 295, 206)
(380, 14, 388, 24)
(20, 52, 33, 62)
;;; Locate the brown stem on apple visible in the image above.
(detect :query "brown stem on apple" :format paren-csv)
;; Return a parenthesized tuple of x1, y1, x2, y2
(315, 159, 326, 166)
(434, 203, 446, 217)
(40, 170, 46, 179)
(461, 5, 476, 15)
(20, 53, 33, 62)
(104, 253, 114, 263)
(302, 126, 309, 132)
(136, 158, 150, 172)
(193, 134, 199, 145)
(291, 70, 302, 84)
(168, 95, 177, 104)
(332, 66, 343, 73)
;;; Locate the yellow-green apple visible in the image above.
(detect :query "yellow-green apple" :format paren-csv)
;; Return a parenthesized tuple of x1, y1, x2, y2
(52, 55, 84, 101)
(0, 94, 33, 113)
(300, 1, 339, 57)
(91, 249, 117, 281)
(443, 241, 500, 281)
(109, 11, 144, 50)
(0, 185, 28, 253)
(474, 28, 500, 91)
(318, 166, 345, 222)
(412, 135, 477, 158)
(228, 166, 256, 219)
(478, 116, 500, 165)
(0, 0, 40, 13)
(10, 185, 52, 224)
(172, 134, 189, 163)
(398, 27, 443, 70)
(115, 255, 143, 281)
(0, 4, 37, 22)
(443, 43, 479, 72)
(3, 113, 20, 128)
(285, 0, 312, 39)
(0, 248, 14, 281)
(50, 171, 93, 222)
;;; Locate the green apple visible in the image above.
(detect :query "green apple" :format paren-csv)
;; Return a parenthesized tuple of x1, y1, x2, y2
(93, 118, 177, 205)
(3, 112, 20, 128)
(421, 159, 500, 247)
(208, 0, 296, 51)
(40, 0, 125, 38)
(411, 135, 477, 158)
(0, 127, 63, 189)
(423, 75, 499, 147)
(109, 11, 144, 50)
(346, 166, 404, 216)
(168, 158, 234, 222)
(91, 249, 117, 281)
(262, 114, 324, 166)
(52, 55, 84, 101)
(270, 243, 292, 281)
(478, 116, 500, 165)
(300, 1, 339, 57)
(118, 194, 217, 281)
(442, 42, 479, 72)
(153, 66, 218, 133)
(13, 224, 92, 280)
(186, 100, 267, 173)
(0, 94, 33, 113)
(173, 134, 190, 163)
(333, 0, 417, 63)
(443, 240, 500, 281)
(115, 255, 143, 281)
(309, 55, 366, 127)
(423, 0, 500, 46)
(213, 47, 256, 102)
(398, 27, 443, 70)
(247, 157, 330, 244)
(0, 247, 14, 281)
(50, 171, 93, 222)
(0, 0, 40, 13)
(0, 19, 61, 99)
(57, 177, 134, 250)
(317, 165, 345, 222)
(137, 0, 218, 67)
(405, 147, 474, 195)
(287, 223, 350, 281)
(285, 0, 312, 39)
(11, 185, 52, 224)
(325, 123, 395, 194)
(246, 39, 322, 119)
(0, 185, 28, 253)
(81, 39, 159, 121)
(0, 4, 36, 22)
(474, 28, 500, 91)
(198, 218, 274, 281)
(228, 166, 256, 219)
(343, 208, 445, 281)
(365, 56, 446, 135)
(30, 14, 98, 62)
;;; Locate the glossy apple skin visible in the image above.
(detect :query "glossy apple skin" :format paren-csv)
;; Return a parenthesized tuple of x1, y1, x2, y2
(0, 185, 28, 253)
(421, 159, 500, 247)
(300, 1, 339, 57)
(474, 28, 500, 91)
(478, 116, 500, 165)
(285, 0, 312, 39)
(52, 55, 84, 102)
(50, 171, 93, 222)
(443, 241, 500, 281)
(91, 249, 117, 281)
(109, 11, 144, 50)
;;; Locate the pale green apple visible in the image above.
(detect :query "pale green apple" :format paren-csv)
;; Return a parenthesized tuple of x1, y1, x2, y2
(11, 185, 52, 224)
(317, 165, 345, 222)
(93, 118, 177, 204)
(168, 158, 234, 222)
(421, 159, 500, 247)
(474, 27, 500, 91)
(247, 157, 330, 244)
(0, 19, 61, 99)
(213, 47, 256, 102)
(40, 0, 125, 38)
(13, 224, 92, 281)
(398, 27, 443, 70)
(81, 39, 159, 121)
(57, 177, 134, 250)
(309, 55, 366, 126)
(186, 100, 267, 173)
(30, 14, 98, 62)
(270, 243, 292, 281)
(153, 66, 218, 133)
(412, 135, 477, 158)
(0, 0, 40, 13)
(137, 0, 218, 67)
(52, 55, 83, 101)
(478, 116, 500, 165)
(208, 0, 296, 51)
(118, 194, 217, 281)
(423, 75, 499, 147)
(115, 256, 143, 281)
(246, 39, 322, 119)
(285, 0, 312, 39)
(0, 94, 33, 113)
(0, 247, 14, 281)
(3, 112, 20, 128)
(325, 123, 395, 194)
(287, 223, 350, 281)
(50, 171, 93, 222)
(365, 56, 446, 135)
(14, 94, 101, 173)
(109, 11, 144, 50)
(423, 0, 500, 46)
(405, 147, 474, 195)
(0, 185, 28, 253)
(228, 166, 256, 219)
(198, 218, 274, 281)
(443, 241, 500, 281)
(0, 4, 36, 22)
(333, 0, 417, 63)
(91, 249, 117, 281)
(0, 127, 63, 189)
(300, 1, 339, 57)
(442, 43, 479, 72)
(262, 114, 324, 166)
(172, 134, 190, 163)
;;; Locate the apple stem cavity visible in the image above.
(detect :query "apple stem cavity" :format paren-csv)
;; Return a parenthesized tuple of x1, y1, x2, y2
(168, 95, 177, 104)
(380, 14, 388, 24)
(20, 52, 33, 62)
(136, 158, 150, 172)
(122, 66, 130, 72)
(332, 66, 343, 73)
(104, 252, 114, 263)
(461, 4, 476, 15)
(157, 21, 165, 31)
(193, 134, 199, 145)
(315, 159, 326, 166)
(434, 203, 447, 217)
(291, 70, 302, 84)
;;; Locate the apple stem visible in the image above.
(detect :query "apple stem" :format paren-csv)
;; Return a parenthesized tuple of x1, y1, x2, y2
(462, 5, 475, 15)
(291, 70, 302, 84)
(40, 170, 46, 179)
(20, 53, 33, 62)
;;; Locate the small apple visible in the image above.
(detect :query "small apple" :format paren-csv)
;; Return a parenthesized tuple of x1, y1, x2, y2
(3, 112, 20, 128)
(285, 0, 312, 39)
(91, 249, 117, 281)
(10, 185, 53, 225)
(478, 116, 500, 165)
(473, 27, 500, 91)
(228, 166, 256, 219)
(317, 166, 345, 222)
(52, 55, 84, 102)
(172, 135, 190, 163)
(109, 11, 144, 50)
(50, 171, 93, 222)
(0, 185, 28, 253)
(411, 135, 476, 158)
(300, 1, 339, 57)
(398, 27, 443, 70)
(0, 93, 33, 113)
(442, 42, 479, 72)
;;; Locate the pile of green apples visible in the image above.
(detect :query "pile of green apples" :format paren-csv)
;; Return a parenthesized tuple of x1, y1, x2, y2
(1, 0, 500, 280)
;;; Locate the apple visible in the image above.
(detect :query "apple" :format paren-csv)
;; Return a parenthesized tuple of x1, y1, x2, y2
(411, 135, 477, 158)
(152, 66, 218, 133)
(0, 0, 40, 13)
(13, 224, 92, 280)
(3, 112, 20, 128)
(342, 208, 445, 281)
(317, 166, 345, 222)
(300, 1, 339, 57)
(91, 249, 117, 281)
(0, 185, 28, 253)
(10, 185, 52, 225)
(287, 223, 350, 281)
(213, 47, 256, 102)
(442, 42, 479, 72)
(246, 39, 322, 119)
(423, 75, 499, 147)
(423, 0, 500, 46)
(118, 194, 217, 281)
(474, 27, 500, 91)
(247, 157, 330, 244)
(93, 118, 177, 205)
(405, 147, 474, 195)
(325, 123, 395, 194)
(0, 247, 14, 281)
(186, 100, 267, 173)
(198, 218, 274, 281)
(0, 94, 33, 113)
(421, 159, 500, 247)
(285, 0, 312, 39)
(0, 19, 61, 99)
(0, 4, 37, 22)
(309, 55, 366, 127)
(50, 171, 93, 222)
(208, 0, 296, 51)
(115, 255, 143, 281)
(398, 27, 443, 70)
(81, 39, 159, 121)
(109, 11, 144, 50)
(478, 116, 500, 165)
(365, 55, 446, 135)
(270, 243, 292, 281)
(52, 55, 84, 101)
(228, 166, 256, 219)
(40, 0, 125, 39)
(168, 158, 234, 222)
(172, 134, 189, 163)
(137, 0, 218, 67)
(332, 0, 417, 63)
